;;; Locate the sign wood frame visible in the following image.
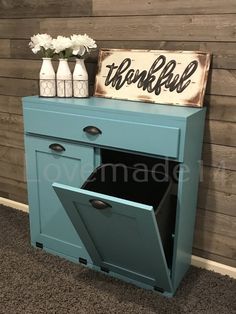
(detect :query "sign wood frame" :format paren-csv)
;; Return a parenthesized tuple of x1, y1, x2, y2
(94, 48, 211, 107)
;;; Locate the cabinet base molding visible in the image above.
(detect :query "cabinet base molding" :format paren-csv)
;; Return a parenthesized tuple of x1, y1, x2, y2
(191, 255, 236, 279)
(0, 197, 29, 212)
(1, 196, 235, 279)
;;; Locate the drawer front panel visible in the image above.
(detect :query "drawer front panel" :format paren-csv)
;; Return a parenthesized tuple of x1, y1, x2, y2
(24, 109, 180, 159)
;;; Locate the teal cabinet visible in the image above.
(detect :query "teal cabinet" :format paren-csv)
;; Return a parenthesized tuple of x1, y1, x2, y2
(25, 135, 95, 261)
(23, 96, 206, 296)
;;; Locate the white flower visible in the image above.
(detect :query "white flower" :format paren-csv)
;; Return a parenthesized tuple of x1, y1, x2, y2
(29, 33, 53, 54)
(52, 36, 72, 54)
(71, 34, 97, 57)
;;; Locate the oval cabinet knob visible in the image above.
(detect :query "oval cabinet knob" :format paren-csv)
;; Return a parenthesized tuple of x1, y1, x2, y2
(83, 126, 102, 136)
(49, 143, 66, 152)
(89, 199, 111, 210)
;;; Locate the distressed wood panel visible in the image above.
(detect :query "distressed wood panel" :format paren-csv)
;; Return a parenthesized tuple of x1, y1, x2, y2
(198, 188, 236, 217)
(1, 59, 236, 98)
(0, 177, 27, 204)
(0, 39, 10, 58)
(0, 59, 97, 84)
(40, 15, 236, 42)
(0, 19, 39, 39)
(95, 41, 236, 71)
(5, 39, 236, 70)
(0, 113, 23, 133)
(196, 208, 236, 238)
(193, 228, 236, 260)
(208, 69, 236, 97)
(0, 0, 91, 18)
(0, 95, 22, 115)
(0, 145, 25, 166)
(0, 59, 41, 80)
(205, 95, 236, 123)
(0, 1, 235, 267)
(200, 166, 236, 195)
(204, 120, 236, 147)
(202, 144, 236, 170)
(0, 161, 25, 182)
(0, 78, 38, 96)
(192, 248, 236, 268)
(93, 0, 236, 15)
(0, 130, 24, 148)
(95, 49, 210, 107)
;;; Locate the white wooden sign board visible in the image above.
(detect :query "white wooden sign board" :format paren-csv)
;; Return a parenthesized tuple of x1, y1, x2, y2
(94, 49, 211, 107)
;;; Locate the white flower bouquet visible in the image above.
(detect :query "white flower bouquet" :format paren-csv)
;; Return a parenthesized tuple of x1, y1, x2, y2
(71, 34, 97, 58)
(29, 33, 97, 60)
(29, 33, 97, 98)
(29, 33, 54, 58)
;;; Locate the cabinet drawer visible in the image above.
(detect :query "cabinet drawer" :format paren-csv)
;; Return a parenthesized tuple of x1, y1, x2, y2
(24, 109, 180, 159)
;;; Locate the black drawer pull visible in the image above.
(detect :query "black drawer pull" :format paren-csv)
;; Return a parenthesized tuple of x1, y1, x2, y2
(83, 126, 102, 135)
(49, 143, 65, 152)
(89, 199, 111, 210)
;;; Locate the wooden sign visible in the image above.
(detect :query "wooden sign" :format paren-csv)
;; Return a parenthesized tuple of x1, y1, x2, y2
(94, 49, 211, 107)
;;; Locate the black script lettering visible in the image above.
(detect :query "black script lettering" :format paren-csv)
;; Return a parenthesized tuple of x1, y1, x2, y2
(176, 61, 198, 93)
(132, 69, 148, 88)
(125, 69, 135, 84)
(143, 56, 166, 93)
(104, 56, 199, 95)
(111, 58, 132, 89)
(153, 59, 176, 95)
(105, 63, 118, 86)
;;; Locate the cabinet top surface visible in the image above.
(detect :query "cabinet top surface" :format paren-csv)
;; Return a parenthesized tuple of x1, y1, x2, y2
(23, 96, 204, 120)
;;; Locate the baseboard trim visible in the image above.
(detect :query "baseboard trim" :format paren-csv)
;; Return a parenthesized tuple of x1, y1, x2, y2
(191, 255, 235, 278)
(1, 197, 235, 279)
(0, 197, 29, 213)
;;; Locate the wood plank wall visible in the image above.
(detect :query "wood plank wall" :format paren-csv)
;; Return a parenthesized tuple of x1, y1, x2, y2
(0, 0, 235, 267)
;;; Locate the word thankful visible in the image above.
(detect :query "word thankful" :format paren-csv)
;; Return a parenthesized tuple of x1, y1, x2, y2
(104, 55, 199, 95)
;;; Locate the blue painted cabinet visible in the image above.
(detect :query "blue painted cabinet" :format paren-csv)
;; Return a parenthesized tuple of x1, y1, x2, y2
(23, 96, 206, 296)
(24, 135, 95, 262)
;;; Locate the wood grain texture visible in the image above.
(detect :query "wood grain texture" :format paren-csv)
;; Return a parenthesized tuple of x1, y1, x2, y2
(0, 177, 27, 204)
(0, 161, 25, 182)
(0, 78, 38, 96)
(0, 130, 24, 148)
(1, 59, 236, 98)
(6, 39, 236, 70)
(192, 247, 236, 268)
(205, 95, 236, 122)
(208, 69, 236, 97)
(0, 2, 235, 267)
(193, 228, 236, 260)
(40, 15, 236, 42)
(0, 39, 10, 58)
(0, 19, 39, 39)
(198, 188, 236, 217)
(0, 95, 23, 115)
(196, 208, 236, 238)
(0, 59, 97, 84)
(0, 145, 25, 166)
(0, 113, 23, 132)
(200, 166, 236, 195)
(204, 120, 236, 147)
(93, 0, 236, 15)
(0, 0, 92, 18)
(202, 144, 236, 170)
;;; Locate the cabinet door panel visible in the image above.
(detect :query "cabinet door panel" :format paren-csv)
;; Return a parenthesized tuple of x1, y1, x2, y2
(25, 136, 95, 260)
(53, 183, 173, 292)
